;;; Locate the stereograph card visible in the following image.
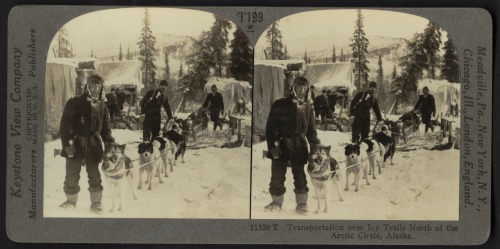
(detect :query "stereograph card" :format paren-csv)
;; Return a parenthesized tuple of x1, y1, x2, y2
(5, 6, 492, 245)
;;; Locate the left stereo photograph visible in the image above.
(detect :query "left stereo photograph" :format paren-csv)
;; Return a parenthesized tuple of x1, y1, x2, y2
(43, 7, 253, 219)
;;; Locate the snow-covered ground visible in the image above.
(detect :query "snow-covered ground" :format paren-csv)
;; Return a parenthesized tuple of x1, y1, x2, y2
(44, 125, 250, 219)
(251, 126, 459, 220)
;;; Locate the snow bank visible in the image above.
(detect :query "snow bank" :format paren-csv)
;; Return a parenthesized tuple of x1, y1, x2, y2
(251, 130, 459, 220)
(46, 57, 97, 67)
(44, 129, 250, 218)
(254, 59, 305, 69)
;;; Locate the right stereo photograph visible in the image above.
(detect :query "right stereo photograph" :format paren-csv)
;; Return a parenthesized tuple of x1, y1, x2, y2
(252, 9, 461, 220)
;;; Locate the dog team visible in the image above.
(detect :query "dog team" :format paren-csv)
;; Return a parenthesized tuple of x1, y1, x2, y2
(101, 117, 190, 213)
(59, 75, 192, 214)
(264, 77, 412, 216)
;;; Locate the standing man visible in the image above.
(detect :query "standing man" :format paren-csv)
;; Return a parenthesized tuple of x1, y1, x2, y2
(327, 90, 338, 116)
(105, 88, 119, 120)
(59, 74, 115, 214)
(141, 80, 173, 141)
(309, 85, 316, 102)
(203, 84, 224, 131)
(414, 86, 436, 133)
(314, 90, 330, 121)
(349, 81, 383, 143)
(264, 77, 320, 216)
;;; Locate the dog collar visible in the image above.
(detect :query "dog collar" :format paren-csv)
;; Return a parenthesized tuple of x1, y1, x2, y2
(314, 174, 331, 181)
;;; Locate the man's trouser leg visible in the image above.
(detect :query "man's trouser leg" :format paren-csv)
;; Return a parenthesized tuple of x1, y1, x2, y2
(265, 160, 287, 211)
(291, 161, 309, 215)
(143, 116, 152, 141)
(60, 158, 83, 208)
(361, 115, 371, 140)
(86, 160, 104, 214)
(151, 116, 161, 139)
(210, 110, 220, 130)
(423, 113, 432, 133)
(352, 117, 361, 143)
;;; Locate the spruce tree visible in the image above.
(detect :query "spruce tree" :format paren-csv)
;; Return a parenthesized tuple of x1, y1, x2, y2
(340, 48, 345, 62)
(137, 8, 158, 90)
(266, 22, 285, 59)
(179, 64, 184, 78)
(422, 22, 442, 79)
(229, 27, 253, 83)
(126, 47, 132, 60)
(332, 45, 336, 63)
(284, 46, 289, 60)
(304, 49, 308, 64)
(441, 33, 459, 82)
(350, 9, 370, 90)
(392, 65, 397, 79)
(55, 27, 73, 58)
(186, 31, 212, 89)
(119, 43, 123, 61)
(90, 47, 94, 58)
(209, 14, 232, 77)
(398, 32, 427, 102)
(163, 47, 170, 80)
(377, 55, 384, 84)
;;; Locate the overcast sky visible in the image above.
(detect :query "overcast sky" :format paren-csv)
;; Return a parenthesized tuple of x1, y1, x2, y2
(63, 7, 215, 39)
(255, 9, 449, 58)
(276, 9, 432, 41)
(48, 8, 218, 57)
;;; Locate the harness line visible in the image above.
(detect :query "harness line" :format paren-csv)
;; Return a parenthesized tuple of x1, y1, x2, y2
(103, 151, 170, 177)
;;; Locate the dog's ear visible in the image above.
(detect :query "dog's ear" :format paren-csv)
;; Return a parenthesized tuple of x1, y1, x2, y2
(344, 144, 351, 155)
(138, 143, 144, 154)
(325, 145, 331, 152)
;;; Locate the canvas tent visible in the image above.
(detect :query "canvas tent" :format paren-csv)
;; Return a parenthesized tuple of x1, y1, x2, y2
(45, 59, 80, 138)
(253, 62, 288, 135)
(96, 60, 142, 91)
(304, 62, 355, 94)
(417, 79, 461, 116)
(204, 77, 252, 115)
(44, 58, 142, 139)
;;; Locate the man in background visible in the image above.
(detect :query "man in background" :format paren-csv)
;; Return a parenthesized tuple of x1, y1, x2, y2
(141, 80, 173, 141)
(414, 86, 436, 133)
(349, 81, 383, 143)
(203, 84, 224, 131)
(327, 90, 338, 116)
(105, 88, 119, 120)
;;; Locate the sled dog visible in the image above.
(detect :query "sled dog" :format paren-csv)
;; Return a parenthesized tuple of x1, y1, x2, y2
(154, 137, 176, 176)
(102, 143, 137, 212)
(307, 145, 344, 214)
(344, 143, 370, 192)
(137, 141, 163, 190)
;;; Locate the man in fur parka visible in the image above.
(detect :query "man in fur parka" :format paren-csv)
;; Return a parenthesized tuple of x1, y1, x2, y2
(264, 76, 320, 216)
(59, 74, 115, 214)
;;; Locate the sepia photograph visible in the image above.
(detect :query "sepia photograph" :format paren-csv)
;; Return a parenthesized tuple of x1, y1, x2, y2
(43, 7, 253, 218)
(252, 9, 461, 220)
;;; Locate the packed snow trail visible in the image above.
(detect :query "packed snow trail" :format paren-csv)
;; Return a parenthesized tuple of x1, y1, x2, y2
(44, 128, 250, 218)
(251, 128, 459, 220)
